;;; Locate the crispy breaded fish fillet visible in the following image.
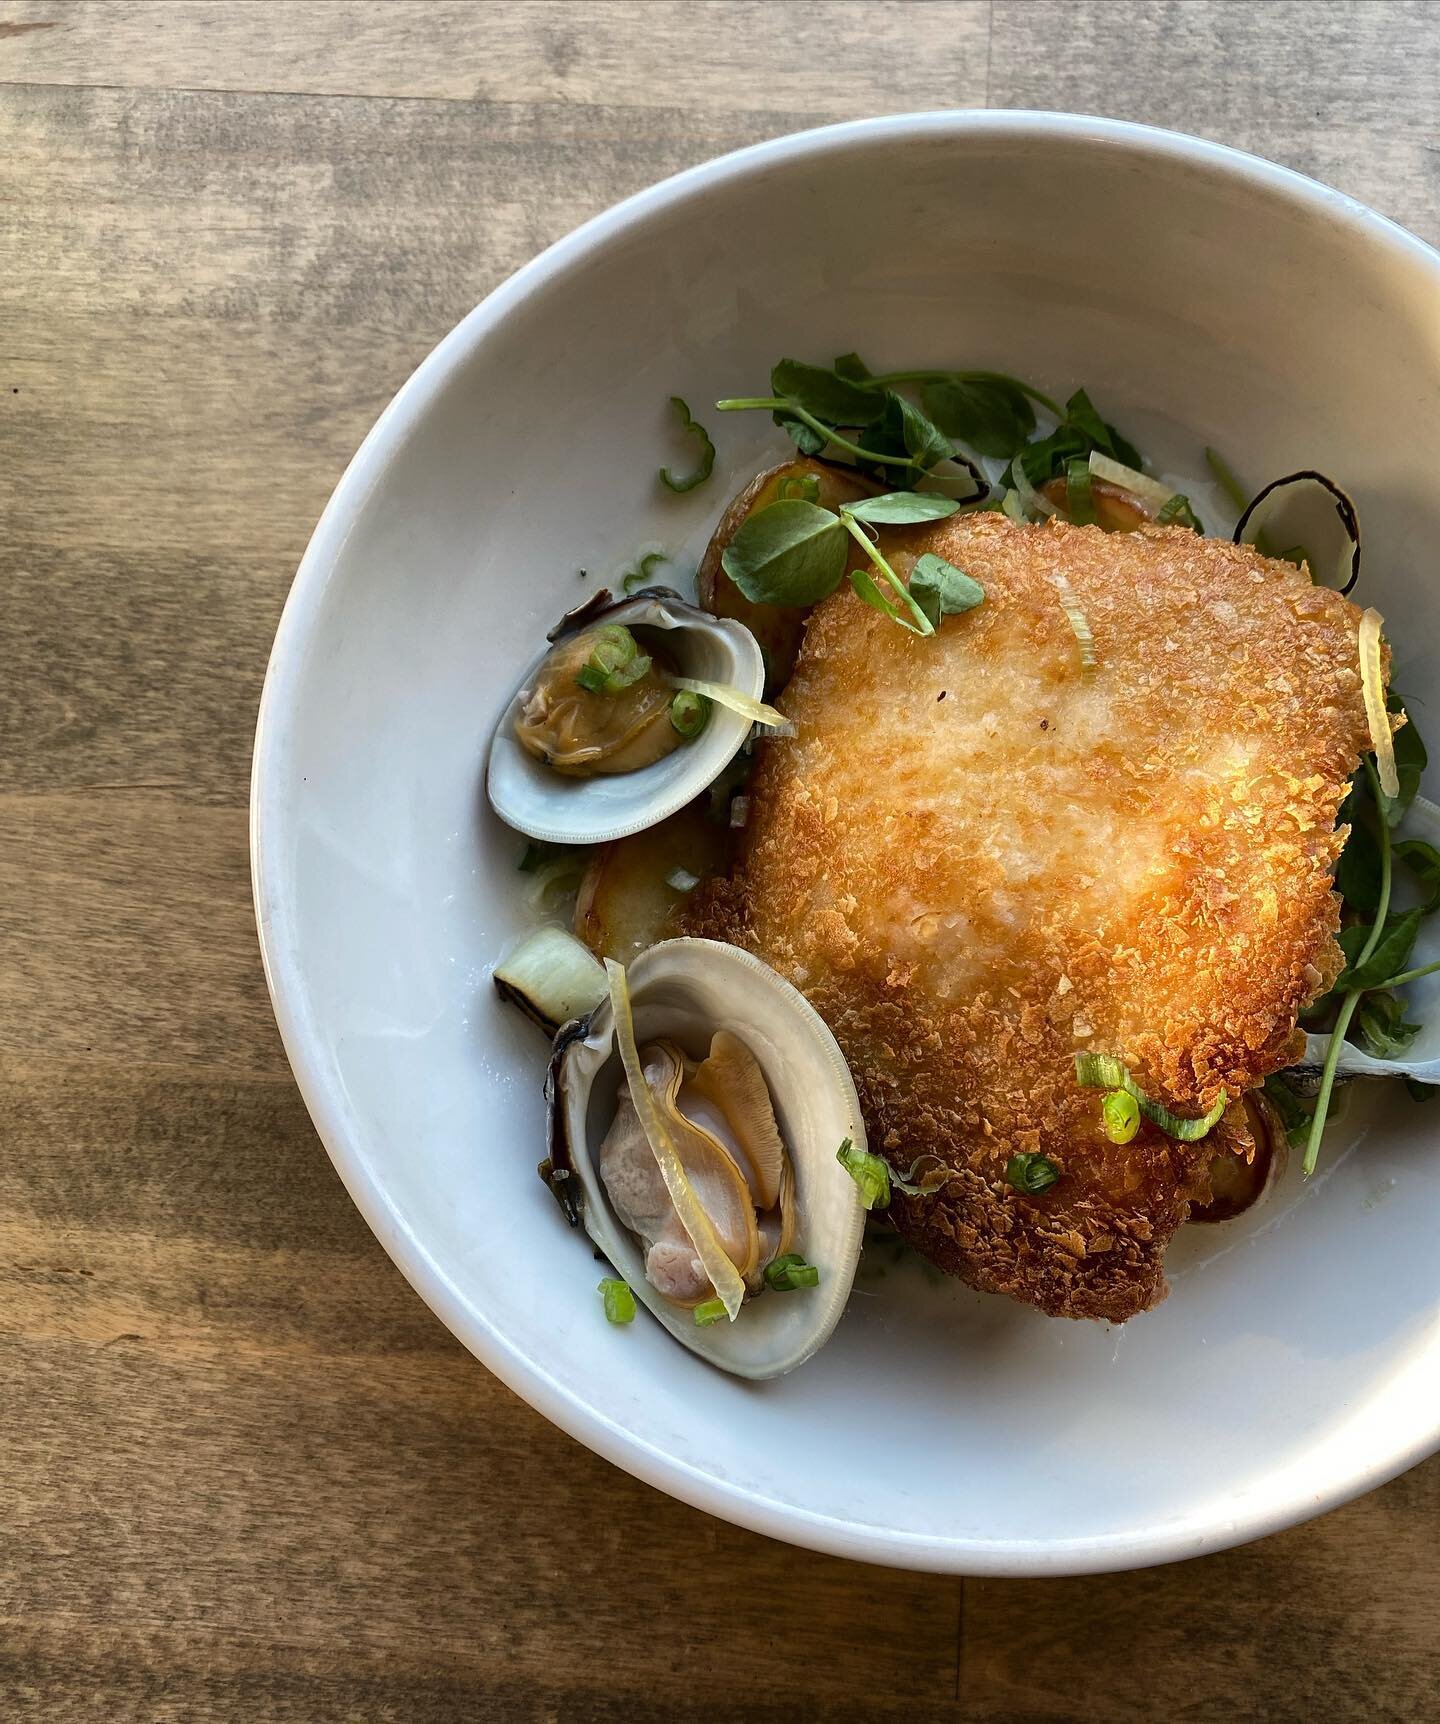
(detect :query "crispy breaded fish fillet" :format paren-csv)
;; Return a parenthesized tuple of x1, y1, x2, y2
(688, 516, 1377, 1320)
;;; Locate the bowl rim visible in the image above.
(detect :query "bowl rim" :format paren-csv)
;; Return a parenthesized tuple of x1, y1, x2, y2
(251, 109, 1440, 1576)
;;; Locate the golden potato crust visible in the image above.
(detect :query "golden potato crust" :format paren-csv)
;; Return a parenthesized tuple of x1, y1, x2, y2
(687, 516, 1377, 1320)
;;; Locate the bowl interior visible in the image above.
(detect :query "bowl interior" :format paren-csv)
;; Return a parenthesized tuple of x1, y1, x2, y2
(254, 116, 1440, 1573)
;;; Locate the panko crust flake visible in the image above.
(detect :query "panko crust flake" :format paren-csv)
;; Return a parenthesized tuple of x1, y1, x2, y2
(686, 516, 1377, 1321)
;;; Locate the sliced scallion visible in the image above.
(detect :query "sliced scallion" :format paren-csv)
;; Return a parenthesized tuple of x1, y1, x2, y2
(576, 624, 651, 696)
(598, 1278, 636, 1324)
(668, 689, 710, 739)
(836, 1137, 890, 1209)
(1075, 1053, 1228, 1142)
(1101, 1088, 1141, 1144)
(1065, 455, 1097, 526)
(1005, 1152, 1059, 1194)
(693, 1298, 728, 1326)
(763, 1252, 821, 1292)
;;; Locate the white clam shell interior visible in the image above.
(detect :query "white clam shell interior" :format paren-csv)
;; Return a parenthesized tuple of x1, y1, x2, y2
(487, 592, 764, 844)
(1301, 794, 1440, 1082)
(558, 938, 867, 1379)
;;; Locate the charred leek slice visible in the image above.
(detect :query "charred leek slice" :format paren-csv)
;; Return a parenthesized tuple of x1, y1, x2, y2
(1074, 1053, 1228, 1142)
(493, 926, 608, 1034)
(605, 959, 746, 1320)
(665, 675, 796, 737)
(1359, 608, 1399, 799)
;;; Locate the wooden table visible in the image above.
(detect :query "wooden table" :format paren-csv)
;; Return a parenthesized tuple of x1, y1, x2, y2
(3, 3, 1436, 1717)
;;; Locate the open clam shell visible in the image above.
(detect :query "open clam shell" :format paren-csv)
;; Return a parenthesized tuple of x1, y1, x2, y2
(546, 938, 867, 1379)
(487, 588, 765, 846)
(1289, 795, 1440, 1089)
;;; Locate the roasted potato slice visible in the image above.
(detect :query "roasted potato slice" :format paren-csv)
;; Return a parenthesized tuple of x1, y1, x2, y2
(697, 458, 879, 695)
(574, 799, 730, 963)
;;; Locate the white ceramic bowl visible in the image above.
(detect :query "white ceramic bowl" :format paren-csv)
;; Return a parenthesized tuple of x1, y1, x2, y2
(252, 113, 1440, 1575)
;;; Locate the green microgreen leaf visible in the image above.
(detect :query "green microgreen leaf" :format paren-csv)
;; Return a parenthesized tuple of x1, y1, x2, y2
(770, 358, 885, 427)
(1379, 693, 1427, 828)
(1005, 1152, 1059, 1194)
(1336, 778, 1383, 916)
(1064, 388, 1143, 468)
(843, 490, 961, 526)
(1354, 989, 1423, 1059)
(848, 563, 903, 622)
(920, 375, 1036, 459)
(909, 553, 984, 627)
(1335, 908, 1422, 992)
(658, 396, 715, 493)
(598, 1278, 637, 1324)
(720, 498, 847, 607)
(838, 512, 933, 635)
(832, 351, 874, 383)
(1263, 1075, 1314, 1150)
(1074, 1053, 1228, 1142)
(1395, 837, 1440, 914)
(1009, 388, 1141, 489)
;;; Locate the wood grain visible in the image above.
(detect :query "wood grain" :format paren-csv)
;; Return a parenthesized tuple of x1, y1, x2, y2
(2, 2, 1438, 1718)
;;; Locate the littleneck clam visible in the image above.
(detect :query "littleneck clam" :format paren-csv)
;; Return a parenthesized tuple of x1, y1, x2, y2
(488, 588, 766, 847)
(545, 937, 866, 1378)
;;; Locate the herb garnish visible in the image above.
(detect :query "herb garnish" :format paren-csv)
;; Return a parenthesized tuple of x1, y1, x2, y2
(598, 1278, 636, 1324)
(836, 1139, 947, 1208)
(1074, 1054, 1228, 1142)
(622, 548, 667, 594)
(720, 489, 981, 638)
(575, 623, 651, 695)
(1303, 709, 1440, 1169)
(763, 1252, 821, 1292)
(1005, 1152, 1059, 1194)
(658, 396, 715, 493)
